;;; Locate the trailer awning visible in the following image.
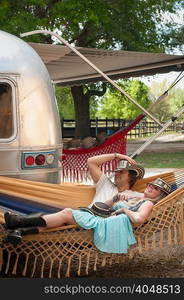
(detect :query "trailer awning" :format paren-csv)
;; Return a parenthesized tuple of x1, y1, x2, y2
(29, 42, 184, 86)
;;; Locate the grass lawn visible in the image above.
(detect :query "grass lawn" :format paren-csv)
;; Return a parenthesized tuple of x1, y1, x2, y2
(136, 151, 184, 168)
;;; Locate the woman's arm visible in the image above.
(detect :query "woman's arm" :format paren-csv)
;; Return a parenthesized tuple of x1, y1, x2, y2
(112, 201, 154, 225)
(87, 153, 137, 183)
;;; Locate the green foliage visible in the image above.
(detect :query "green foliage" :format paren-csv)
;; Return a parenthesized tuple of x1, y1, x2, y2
(55, 83, 104, 120)
(89, 96, 99, 118)
(0, 0, 182, 51)
(169, 88, 184, 121)
(55, 86, 75, 119)
(97, 80, 150, 119)
(148, 80, 184, 121)
(148, 79, 172, 121)
(151, 98, 172, 122)
(0, 0, 50, 42)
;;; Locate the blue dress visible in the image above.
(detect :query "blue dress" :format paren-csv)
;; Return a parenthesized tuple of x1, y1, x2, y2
(72, 202, 136, 254)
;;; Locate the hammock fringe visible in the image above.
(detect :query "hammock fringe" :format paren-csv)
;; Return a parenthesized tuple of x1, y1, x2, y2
(62, 114, 144, 182)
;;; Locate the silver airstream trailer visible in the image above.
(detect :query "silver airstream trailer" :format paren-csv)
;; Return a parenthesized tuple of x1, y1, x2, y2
(0, 30, 62, 183)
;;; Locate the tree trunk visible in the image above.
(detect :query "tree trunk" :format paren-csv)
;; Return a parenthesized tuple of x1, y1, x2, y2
(71, 86, 90, 139)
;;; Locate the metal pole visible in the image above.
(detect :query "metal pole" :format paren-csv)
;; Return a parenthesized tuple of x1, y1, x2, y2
(130, 105, 184, 158)
(20, 29, 163, 127)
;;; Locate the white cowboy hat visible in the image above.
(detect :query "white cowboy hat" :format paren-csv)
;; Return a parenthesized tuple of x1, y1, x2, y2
(115, 159, 145, 179)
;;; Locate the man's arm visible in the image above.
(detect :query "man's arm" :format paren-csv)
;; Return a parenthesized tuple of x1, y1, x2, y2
(105, 193, 130, 207)
(87, 153, 137, 184)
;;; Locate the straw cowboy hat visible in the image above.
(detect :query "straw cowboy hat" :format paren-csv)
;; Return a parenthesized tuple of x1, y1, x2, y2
(79, 202, 112, 218)
(148, 178, 171, 195)
(115, 159, 145, 180)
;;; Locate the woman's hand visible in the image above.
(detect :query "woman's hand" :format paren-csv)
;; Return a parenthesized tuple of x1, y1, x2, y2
(119, 194, 129, 202)
(111, 208, 125, 216)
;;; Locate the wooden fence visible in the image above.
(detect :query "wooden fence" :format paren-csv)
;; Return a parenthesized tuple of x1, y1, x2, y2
(61, 118, 183, 139)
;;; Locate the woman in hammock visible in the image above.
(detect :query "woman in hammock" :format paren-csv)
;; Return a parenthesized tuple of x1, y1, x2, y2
(4, 177, 171, 253)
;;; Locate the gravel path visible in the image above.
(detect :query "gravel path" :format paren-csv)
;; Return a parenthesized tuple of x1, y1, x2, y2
(127, 133, 184, 155)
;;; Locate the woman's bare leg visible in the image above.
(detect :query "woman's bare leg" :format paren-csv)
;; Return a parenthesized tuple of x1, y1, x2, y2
(39, 208, 76, 231)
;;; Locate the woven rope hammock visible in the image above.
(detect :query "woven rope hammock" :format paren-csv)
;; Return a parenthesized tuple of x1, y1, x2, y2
(62, 114, 145, 182)
(0, 169, 184, 277)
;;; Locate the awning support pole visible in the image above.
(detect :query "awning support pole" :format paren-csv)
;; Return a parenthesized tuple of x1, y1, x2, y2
(20, 29, 163, 127)
(130, 105, 184, 158)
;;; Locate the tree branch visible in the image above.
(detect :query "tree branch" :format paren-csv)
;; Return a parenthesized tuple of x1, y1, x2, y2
(85, 83, 107, 98)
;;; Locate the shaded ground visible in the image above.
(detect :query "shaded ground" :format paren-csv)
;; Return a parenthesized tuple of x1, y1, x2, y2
(1, 245, 184, 278)
(86, 246, 184, 278)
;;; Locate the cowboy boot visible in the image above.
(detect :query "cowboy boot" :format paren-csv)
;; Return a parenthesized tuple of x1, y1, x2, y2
(4, 211, 46, 230)
(4, 227, 39, 246)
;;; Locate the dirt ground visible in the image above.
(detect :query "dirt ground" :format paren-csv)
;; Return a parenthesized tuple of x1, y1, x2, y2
(86, 246, 184, 278)
(1, 245, 184, 278)
(126, 133, 184, 155)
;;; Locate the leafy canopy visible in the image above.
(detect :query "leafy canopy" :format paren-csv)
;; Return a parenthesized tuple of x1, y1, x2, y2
(55, 86, 75, 119)
(0, 0, 182, 52)
(97, 80, 150, 119)
(148, 79, 184, 121)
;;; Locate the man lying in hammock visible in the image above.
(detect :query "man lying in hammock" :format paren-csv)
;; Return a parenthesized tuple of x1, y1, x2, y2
(3, 177, 171, 254)
(87, 153, 145, 207)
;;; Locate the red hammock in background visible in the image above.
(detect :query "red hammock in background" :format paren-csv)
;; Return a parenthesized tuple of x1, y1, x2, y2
(61, 114, 145, 182)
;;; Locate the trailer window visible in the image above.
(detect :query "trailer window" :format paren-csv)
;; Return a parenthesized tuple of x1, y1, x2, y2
(0, 83, 13, 138)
